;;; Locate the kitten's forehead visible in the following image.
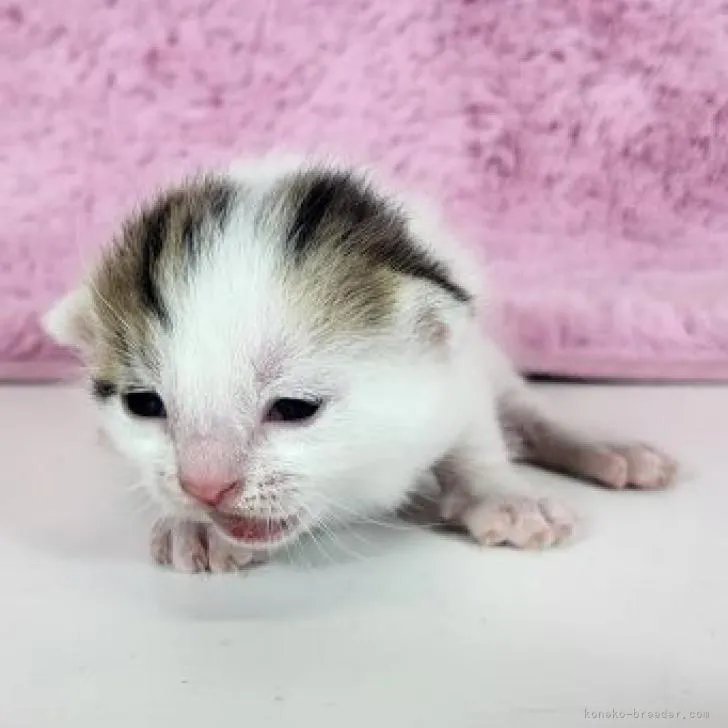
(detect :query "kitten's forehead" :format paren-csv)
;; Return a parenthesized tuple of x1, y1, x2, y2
(89, 164, 470, 384)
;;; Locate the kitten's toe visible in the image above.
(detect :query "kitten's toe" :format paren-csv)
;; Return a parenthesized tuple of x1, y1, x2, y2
(581, 447, 630, 489)
(536, 498, 575, 544)
(463, 501, 513, 546)
(206, 528, 258, 573)
(611, 444, 677, 490)
(170, 522, 209, 573)
(150, 521, 172, 566)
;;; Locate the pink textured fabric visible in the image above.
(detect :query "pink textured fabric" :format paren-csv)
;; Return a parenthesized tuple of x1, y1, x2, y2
(2, 0, 728, 380)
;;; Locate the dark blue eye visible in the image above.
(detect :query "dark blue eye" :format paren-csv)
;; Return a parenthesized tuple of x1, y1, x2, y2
(123, 391, 166, 419)
(267, 398, 321, 423)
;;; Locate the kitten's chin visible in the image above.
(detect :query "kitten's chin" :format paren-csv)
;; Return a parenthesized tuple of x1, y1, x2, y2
(208, 511, 304, 548)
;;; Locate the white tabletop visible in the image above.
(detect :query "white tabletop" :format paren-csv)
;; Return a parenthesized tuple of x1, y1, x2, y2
(0, 383, 724, 727)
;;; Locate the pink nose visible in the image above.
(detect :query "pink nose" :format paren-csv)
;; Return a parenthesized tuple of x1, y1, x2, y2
(180, 477, 238, 506)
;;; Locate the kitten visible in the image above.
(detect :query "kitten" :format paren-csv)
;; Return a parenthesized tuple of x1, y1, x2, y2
(45, 155, 677, 572)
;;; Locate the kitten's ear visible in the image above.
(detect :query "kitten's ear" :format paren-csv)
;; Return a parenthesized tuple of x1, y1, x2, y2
(398, 279, 474, 350)
(43, 285, 97, 354)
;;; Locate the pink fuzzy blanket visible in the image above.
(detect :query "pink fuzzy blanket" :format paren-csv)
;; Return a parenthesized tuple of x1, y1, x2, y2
(3, 0, 728, 381)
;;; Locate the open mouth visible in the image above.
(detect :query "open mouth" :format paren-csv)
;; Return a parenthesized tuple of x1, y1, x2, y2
(209, 512, 300, 546)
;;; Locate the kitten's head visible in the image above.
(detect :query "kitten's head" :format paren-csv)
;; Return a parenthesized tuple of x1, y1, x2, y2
(45, 163, 472, 550)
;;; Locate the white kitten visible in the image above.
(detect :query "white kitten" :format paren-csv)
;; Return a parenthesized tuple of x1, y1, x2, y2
(45, 155, 677, 573)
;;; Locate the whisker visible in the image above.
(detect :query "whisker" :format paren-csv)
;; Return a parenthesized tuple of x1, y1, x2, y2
(304, 525, 339, 566)
(296, 502, 348, 565)
(280, 496, 326, 568)
(281, 497, 315, 572)
(122, 481, 160, 519)
(307, 491, 444, 531)
(323, 511, 379, 550)
(315, 514, 370, 563)
(292, 530, 315, 571)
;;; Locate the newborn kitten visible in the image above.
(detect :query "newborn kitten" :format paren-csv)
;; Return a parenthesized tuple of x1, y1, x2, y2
(45, 155, 677, 573)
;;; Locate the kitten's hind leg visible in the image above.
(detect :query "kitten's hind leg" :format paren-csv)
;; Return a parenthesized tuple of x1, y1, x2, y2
(499, 392, 678, 490)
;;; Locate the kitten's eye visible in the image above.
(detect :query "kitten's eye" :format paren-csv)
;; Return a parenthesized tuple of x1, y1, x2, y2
(267, 398, 321, 423)
(122, 390, 166, 419)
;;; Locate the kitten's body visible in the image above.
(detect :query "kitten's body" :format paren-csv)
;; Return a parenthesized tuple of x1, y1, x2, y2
(46, 155, 676, 572)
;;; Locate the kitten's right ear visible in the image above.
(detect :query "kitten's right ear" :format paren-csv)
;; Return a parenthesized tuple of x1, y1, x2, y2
(42, 285, 97, 354)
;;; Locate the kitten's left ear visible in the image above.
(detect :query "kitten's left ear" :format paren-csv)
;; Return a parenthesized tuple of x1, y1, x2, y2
(43, 285, 97, 354)
(398, 279, 474, 350)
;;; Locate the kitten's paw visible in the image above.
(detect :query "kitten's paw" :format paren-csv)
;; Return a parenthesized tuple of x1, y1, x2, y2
(592, 444, 677, 490)
(461, 496, 575, 549)
(150, 520, 260, 573)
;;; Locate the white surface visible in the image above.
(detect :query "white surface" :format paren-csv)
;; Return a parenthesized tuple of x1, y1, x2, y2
(0, 383, 725, 727)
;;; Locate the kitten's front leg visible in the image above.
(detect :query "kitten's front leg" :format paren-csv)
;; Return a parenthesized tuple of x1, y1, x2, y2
(436, 406, 575, 549)
(150, 519, 262, 573)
